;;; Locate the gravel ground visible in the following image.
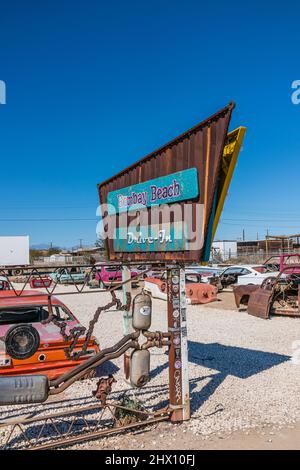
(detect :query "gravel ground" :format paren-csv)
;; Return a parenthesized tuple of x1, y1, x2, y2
(1, 285, 300, 449)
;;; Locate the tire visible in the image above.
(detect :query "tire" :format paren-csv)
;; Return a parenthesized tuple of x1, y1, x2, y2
(12, 268, 23, 276)
(5, 324, 40, 360)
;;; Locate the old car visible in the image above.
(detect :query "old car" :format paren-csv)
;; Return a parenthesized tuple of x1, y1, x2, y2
(186, 266, 224, 290)
(50, 267, 87, 284)
(91, 263, 139, 288)
(0, 276, 10, 291)
(144, 271, 218, 304)
(0, 290, 99, 379)
(233, 266, 300, 319)
(219, 264, 278, 288)
(264, 253, 300, 275)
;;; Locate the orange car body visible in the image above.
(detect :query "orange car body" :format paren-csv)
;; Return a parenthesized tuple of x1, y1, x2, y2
(0, 291, 99, 380)
(144, 275, 218, 304)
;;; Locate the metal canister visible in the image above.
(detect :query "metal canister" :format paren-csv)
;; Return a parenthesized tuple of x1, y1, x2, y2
(132, 291, 152, 331)
(130, 349, 150, 387)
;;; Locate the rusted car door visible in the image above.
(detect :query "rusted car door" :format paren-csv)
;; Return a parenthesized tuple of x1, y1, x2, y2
(247, 288, 273, 319)
(233, 285, 259, 308)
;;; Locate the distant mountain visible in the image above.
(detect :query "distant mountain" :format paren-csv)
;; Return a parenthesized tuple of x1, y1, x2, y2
(30, 243, 64, 250)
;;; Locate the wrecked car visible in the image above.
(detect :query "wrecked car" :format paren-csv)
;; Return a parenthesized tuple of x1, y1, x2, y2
(219, 264, 278, 288)
(0, 290, 99, 379)
(264, 253, 300, 274)
(144, 270, 218, 304)
(233, 266, 300, 319)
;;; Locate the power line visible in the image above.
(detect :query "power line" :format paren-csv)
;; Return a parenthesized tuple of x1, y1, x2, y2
(223, 218, 300, 222)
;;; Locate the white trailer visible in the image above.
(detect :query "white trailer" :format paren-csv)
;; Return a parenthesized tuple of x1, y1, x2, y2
(0, 236, 30, 274)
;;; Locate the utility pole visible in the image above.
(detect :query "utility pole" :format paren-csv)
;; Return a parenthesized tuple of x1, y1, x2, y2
(242, 229, 245, 241)
(78, 239, 83, 249)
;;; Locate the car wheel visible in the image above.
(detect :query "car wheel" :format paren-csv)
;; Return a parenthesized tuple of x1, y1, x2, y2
(12, 268, 23, 276)
(5, 324, 40, 360)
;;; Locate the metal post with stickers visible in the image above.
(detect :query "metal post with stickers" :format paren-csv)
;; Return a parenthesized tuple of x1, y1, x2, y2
(167, 266, 190, 421)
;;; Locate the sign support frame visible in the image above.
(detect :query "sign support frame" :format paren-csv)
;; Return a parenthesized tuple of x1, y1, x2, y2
(167, 265, 190, 422)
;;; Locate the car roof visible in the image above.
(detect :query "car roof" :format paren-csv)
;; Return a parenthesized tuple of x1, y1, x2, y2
(0, 290, 61, 307)
(223, 265, 262, 269)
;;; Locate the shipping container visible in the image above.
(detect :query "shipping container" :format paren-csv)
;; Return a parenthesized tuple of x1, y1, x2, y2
(0, 236, 30, 267)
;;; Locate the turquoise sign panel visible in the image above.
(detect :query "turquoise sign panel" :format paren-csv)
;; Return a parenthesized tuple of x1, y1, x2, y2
(114, 222, 189, 252)
(107, 167, 199, 214)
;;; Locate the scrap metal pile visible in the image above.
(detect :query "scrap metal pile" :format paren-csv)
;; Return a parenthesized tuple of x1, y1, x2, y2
(233, 267, 300, 319)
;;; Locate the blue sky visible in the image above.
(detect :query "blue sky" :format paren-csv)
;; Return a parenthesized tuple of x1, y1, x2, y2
(1, 0, 300, 247)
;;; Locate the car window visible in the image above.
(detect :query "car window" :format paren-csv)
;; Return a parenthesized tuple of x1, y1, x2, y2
(253, 266, 267, 273)
(0, 304, 73, 325)
(0, 305, 50, 325)
(223, 267, 243, 275)
(53, 306, 73, 321)
(186, 274, 201, 283)
(240, 269, 252, 275)
(284, 255, 300, 265)
(105, 267, 118, 272)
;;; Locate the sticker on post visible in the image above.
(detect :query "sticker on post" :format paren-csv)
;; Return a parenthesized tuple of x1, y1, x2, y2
(173, 309, 180, 318)
(174, 360, 182, 369)
(181, 326, 187, 337)
(175, 348, 181, 359)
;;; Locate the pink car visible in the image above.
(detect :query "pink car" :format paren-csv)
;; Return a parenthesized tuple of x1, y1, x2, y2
(94, 264, 139, 288)
(264, 253, 300, 275)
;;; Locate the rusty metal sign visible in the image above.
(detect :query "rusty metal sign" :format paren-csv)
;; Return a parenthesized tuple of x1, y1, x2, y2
(98, 102, 235, 262)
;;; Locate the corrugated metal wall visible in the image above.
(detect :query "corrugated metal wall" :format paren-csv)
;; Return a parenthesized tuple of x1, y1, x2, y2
(98, 102, 235, 262)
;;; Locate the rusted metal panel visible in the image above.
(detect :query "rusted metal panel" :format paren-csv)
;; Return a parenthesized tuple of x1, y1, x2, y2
(247, 289, 273, 319)
(98, 103, 235, 262)
(233, 285, 259, 308)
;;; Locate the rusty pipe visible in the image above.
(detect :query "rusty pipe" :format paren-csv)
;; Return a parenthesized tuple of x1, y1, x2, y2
(50, 331, 140, 388)
(49, 340, 139, 395)
(143, 330, 171, 339)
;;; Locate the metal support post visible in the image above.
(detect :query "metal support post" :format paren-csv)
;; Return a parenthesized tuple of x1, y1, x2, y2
(122, 266, 133, 381)
(167, 265, 190, 422)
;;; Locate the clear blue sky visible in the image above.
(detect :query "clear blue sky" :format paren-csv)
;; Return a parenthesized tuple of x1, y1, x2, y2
(1, 0, 300, 247)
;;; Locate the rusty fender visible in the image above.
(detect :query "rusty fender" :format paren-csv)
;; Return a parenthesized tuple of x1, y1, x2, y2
(233, 285, 259, 308)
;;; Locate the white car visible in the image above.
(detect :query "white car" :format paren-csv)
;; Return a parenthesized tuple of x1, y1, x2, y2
(186, 266, 224, 284)
(225, 265, 279, 286)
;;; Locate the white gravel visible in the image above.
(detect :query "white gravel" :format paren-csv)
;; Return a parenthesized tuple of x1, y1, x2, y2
(1, 284, 300, 448)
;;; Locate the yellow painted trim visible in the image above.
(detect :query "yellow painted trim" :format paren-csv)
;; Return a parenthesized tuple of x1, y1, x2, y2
(212, 126, 246, 239)
(203, 126, 211, 238)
